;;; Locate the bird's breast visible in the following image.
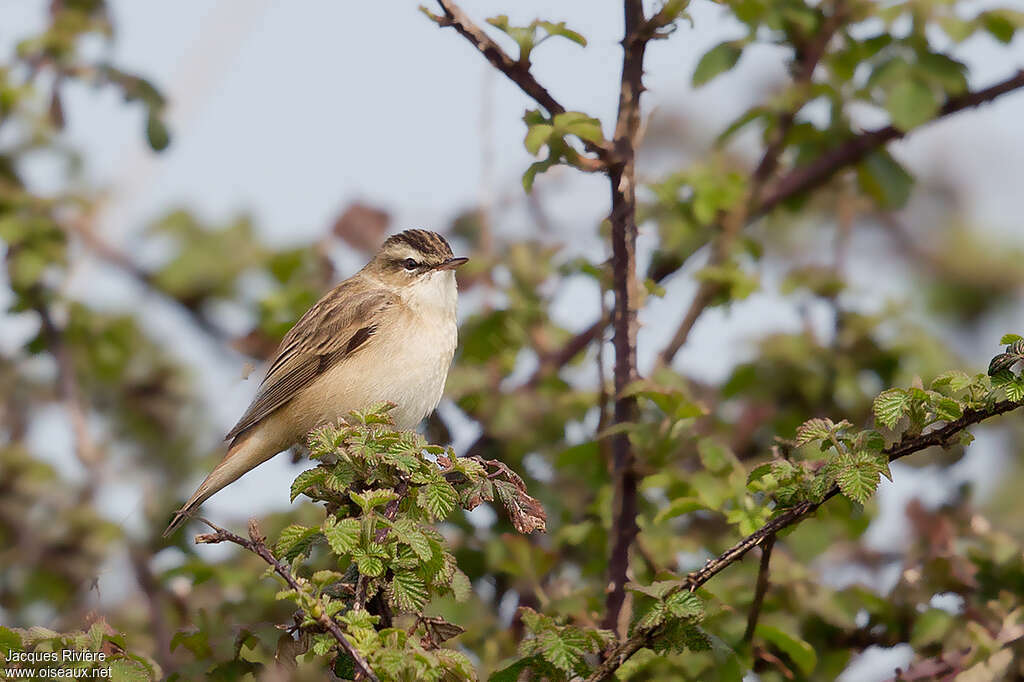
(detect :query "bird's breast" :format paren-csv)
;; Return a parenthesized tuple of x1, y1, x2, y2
(290, 312, 457, 432)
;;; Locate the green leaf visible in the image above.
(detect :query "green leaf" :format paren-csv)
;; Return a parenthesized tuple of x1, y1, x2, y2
(392, 519, 432, 562)
(355, 554, 384, 578)
(1001, 334, 1024, 345)
(697, 438, 737, 475)
(145, 112, 171, 151)
(693, 42, 743, 86)
(538, 629, 586, 673)
(666, 591, 704, 621)
(654, 497, 707, 523)
(488, 656, 543, 682)
(276, 525, 321, 560)
(0, 626, 21, 655)
(795, 418, 834, 446)
(911, 608, 955, 647)
(109, 659, 151, 682)
(992, 370, 1024, 401)
(418, 481, 458, 520)
(981, 9, 1021, 43)
(755, 625, 817, 675)
(873, 388, 910, 429)
(389, 571, 429, 612)
(931, 370, 973, 393)
(886, 79, 939, 130)
(524, 123, 553, 156)
(450, 568, 472, 602)
(290, 468, 326, 502)
(323, 518, 361, 555)
(553, 111, 604, 145)
(537, 21, 587, 47)
(349, 487, 396, 513)
(836, 455, 883, 504)
(856, 150, 913, 209)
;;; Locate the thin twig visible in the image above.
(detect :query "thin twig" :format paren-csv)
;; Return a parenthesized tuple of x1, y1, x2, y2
(585, 398, 1024, 681)
(35, 304, 100, 472)
(430, 0, 613, 164)
(743, 533, 775, 643)
(655, 3, 846, 370)
(195, 518, 380, 682)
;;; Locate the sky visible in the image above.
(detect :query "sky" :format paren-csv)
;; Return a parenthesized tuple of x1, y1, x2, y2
(3, 2, 1024, 675)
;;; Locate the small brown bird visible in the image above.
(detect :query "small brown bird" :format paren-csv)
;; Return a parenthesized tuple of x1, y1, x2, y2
(164, 229, 467, 536)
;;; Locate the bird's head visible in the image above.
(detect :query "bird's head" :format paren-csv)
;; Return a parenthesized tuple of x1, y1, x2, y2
(365, 229, 468, 305)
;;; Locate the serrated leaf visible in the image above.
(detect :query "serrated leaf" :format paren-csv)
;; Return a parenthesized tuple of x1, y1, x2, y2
(836, 458, 881, 504)
(873, 389, 910, 429)
(637, 601, 667, 630)
(932, 395, 963, 421)
(417, 481, 458, 520)
(389, 571, 428, 612)
(666, 591, 704, 621)
(323, 518, 361, 556)
(693, 42, 743, 86)
(392, 519, 432, 561)
(355, 554, 384, 577)
(450, 568, 472, 602)
(932, 370, 973, 393)
(654, 621, 712, 653)
(795, 418, 833, 446)
(290, 468, 326, 502)
(538, 629, 586, 673)
(276, 525, 321, 560)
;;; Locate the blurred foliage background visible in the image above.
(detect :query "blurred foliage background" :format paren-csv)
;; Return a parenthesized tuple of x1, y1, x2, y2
(2, 0, 1024, 680)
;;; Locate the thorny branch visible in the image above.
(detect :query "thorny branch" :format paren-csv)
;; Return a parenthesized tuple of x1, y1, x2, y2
(584, 398, 1024, 681)
(195, 518, 380, 682)
(602, 0, 653, 634)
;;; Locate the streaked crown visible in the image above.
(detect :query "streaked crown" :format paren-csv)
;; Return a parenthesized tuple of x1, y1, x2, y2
(366, 229, 467, 282)
(382, 229, 454, 261)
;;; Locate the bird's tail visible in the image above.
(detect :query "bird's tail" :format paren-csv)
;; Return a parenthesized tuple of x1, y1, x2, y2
(163, 431, 276, 537)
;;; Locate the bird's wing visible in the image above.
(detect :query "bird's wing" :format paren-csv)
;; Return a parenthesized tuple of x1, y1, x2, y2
(225, 280, 399, 441)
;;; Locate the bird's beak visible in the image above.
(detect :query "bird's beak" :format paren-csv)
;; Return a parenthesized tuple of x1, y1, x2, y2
(435, 257, 469, 271)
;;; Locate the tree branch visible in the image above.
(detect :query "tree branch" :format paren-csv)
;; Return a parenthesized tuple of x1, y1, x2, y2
(655, 3, 846, 369)
(743, 533, 774, 643)
(35, 303, 101, 472)
(195, 518, 380, 682)
(758, 68, 1024, 214)
(602, 0, 649, 634)
(585, 398, 1024, 681)
(430, 0, 613, 164)
(654, 68, 1024, 369)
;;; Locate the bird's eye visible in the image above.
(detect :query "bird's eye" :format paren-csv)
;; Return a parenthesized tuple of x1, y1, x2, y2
(402, 258, 419, 271)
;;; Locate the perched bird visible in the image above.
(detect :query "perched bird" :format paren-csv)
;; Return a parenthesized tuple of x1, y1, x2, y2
(164, 229, 467, 536)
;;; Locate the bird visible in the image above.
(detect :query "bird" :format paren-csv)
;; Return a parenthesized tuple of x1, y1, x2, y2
(163, 229, 467, 536)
